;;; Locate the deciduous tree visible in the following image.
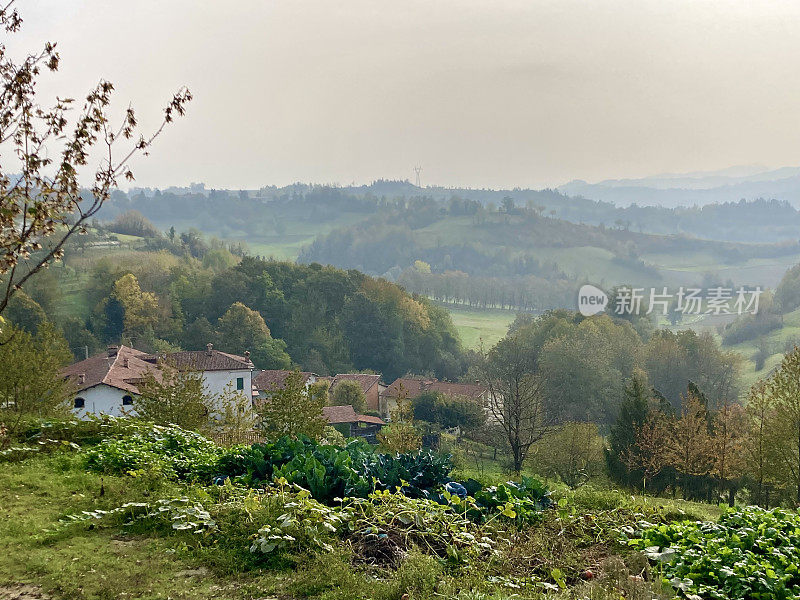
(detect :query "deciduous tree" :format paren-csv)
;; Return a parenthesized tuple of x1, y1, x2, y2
(377, 386, 421, 453)
(214, 302, 291, 369)
(132, 361, 210, 431)
(765, 347, 800, 503)
(213, 382, 257, 445)
(257, 371, 326, 442)
(622, 410, 671, 491)
(0, 3, 190, 318)
(535, 421, 604, 488)
(667, 393, 714, 479)
(712, 399, 747, 505)
(0, 322, 72, 435)
(112, 274, 159, 340)
(479, 331, 555, 473)
(330, 379, 367, 414)
(745, 380, 780, 505)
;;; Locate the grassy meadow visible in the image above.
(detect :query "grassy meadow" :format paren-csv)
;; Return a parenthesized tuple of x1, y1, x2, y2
(445, 306, 516, 351)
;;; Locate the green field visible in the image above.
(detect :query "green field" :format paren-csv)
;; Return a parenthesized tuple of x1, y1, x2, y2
(722, 306, 800, 389)
(445, 305, 516, 350)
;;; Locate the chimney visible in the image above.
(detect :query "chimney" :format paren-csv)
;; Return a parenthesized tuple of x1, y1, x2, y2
(107, 345, 119, 358)
(244, 350, 251, 361)
(78, 373, 86, 385)
(123, 358, 129, 368)
(206, 343, 213, 356)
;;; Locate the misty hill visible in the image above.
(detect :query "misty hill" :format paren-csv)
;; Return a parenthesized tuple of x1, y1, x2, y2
(558, 165, 800, 208)
(101, 185, 800, 313)
(299, 200, 800, 312)
(111, 181, 800, 246)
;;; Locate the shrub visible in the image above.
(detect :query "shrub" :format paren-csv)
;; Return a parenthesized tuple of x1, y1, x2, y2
(344, 489, 504, 566)
(455, 476, 552, 526)
(249, 479, 348, 555)
(21, 416, 140, 446)
(60, 497, 218, 536)
(84, 423, 224, 480)
(0, 438, 80, 463)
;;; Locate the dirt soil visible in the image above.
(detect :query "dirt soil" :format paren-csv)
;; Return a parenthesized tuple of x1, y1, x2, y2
(0, 585, 50, 600)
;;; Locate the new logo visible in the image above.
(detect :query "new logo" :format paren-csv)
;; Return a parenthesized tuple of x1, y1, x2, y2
(577, 284, 608, 316)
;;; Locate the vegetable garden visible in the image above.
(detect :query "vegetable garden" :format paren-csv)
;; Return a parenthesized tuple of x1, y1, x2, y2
(4, 417, 799, 599)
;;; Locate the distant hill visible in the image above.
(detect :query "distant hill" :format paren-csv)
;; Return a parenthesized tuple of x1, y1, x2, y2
(558, 166, 800, 208)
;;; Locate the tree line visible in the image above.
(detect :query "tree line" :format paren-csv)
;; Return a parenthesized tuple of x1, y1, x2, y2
(6, 246, 468, 382)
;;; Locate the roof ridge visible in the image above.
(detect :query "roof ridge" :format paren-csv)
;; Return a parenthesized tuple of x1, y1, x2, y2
(215, 349, 250, 362)
(100, 350, 121, 386)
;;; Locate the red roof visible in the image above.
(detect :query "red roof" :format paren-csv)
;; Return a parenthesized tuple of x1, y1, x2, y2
(253, 370, 313, 391)
(62, 344, 253, 395)
(62, 346, 159, 394)
(322, 405, 385, 426)
(382, 377, 427, 398)
(383, 377, 486, 400)
(356, 414, 385, 425)
(144, 349, 252, 371)
(322, 405, 358, 424)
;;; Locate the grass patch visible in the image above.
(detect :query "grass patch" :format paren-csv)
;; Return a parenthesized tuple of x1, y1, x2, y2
(444, 306, 516, 350)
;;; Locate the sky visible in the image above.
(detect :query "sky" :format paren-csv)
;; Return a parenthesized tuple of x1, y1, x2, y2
(10, 0, 800, 190)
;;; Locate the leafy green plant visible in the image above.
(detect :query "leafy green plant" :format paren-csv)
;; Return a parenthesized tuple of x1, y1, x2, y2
(627, 506, 800, 599)
(59, 497, 217, 535)
(249, 478, 348, 555)
(84, 423, 224, 480)
(434, 475, 552, 525)
(0, 439, 80, 463)
(18, 416, 141, 447)
(213, 435, 452, 502)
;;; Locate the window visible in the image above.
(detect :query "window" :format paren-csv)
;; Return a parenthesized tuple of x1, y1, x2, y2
(236, 377, 244, 391)
(122, 395, 133, 406)
(74, 397, 85, 409)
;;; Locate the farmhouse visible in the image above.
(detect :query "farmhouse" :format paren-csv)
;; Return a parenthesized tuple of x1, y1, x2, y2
(62, 345, 156, 418)
(63, 344, 254, 418)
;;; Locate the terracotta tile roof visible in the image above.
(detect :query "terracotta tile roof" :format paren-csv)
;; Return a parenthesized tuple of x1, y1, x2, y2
(144, 349, 253, 371)
(355, 414, 385, 425)
(330, 373, 382, 394)
(253, 370, 313, 391)
(322, 405, 358, 424)
(62, 345, 158, 394)
(322, 405, 385, 426)
(382, 377, 427, 398)
(426, 381, 486, 399)
(383, 377, 486, 400)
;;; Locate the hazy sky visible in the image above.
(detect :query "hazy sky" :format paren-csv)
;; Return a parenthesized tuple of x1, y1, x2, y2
(11, 1, 800, 190)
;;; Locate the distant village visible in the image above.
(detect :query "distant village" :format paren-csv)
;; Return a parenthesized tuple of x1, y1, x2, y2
(62, 344, 488, 441)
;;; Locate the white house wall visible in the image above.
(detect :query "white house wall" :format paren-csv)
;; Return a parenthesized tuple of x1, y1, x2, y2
(72, 384, 134, 418)
(71, 370, 253, 420)
(202, 369, 252, 399)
